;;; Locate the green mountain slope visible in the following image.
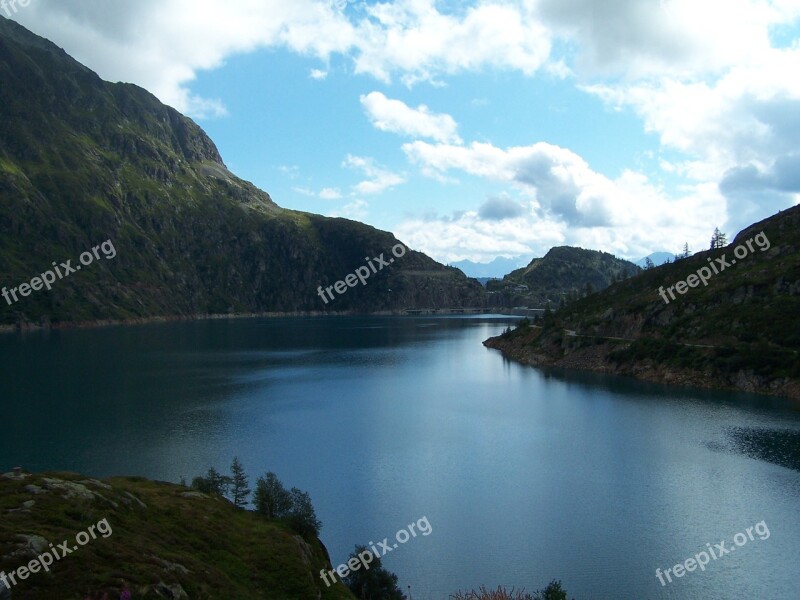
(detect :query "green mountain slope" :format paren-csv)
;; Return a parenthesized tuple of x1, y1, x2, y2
(0, 17, 483, 327)
(0, 470, 355, 599)
(486, 246, 640, 308)
(485, 206, 800, 399)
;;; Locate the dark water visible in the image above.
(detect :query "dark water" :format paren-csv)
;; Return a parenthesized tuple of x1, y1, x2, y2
(1, 316, 799, 599)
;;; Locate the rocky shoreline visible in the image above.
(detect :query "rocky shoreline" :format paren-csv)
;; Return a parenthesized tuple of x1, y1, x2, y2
(484, 327, 800, 402)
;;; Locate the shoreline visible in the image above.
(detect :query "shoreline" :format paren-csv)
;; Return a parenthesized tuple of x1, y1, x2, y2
(484, 330, 800, 403)
(0, 309, 517, 334)
(0, 311, 380, 334)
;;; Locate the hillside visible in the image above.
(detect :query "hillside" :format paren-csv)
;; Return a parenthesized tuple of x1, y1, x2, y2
(486, 246, 640, 308)
(0, 470, 355, 600)
(0, 17, 483, 328)
(485, 206, 800, 399)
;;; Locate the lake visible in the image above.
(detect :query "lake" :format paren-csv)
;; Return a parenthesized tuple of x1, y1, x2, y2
(1, 316, 799, 599)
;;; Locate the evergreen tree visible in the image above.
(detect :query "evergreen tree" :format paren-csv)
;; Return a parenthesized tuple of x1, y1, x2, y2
(644, 257, 655, 270)
(253, 472, 293, 518)
(710, 227, 728, 249)
(230, 456, 251, 509)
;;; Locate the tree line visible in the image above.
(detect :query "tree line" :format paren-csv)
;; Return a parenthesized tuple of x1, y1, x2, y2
(187, 457, 321, 537)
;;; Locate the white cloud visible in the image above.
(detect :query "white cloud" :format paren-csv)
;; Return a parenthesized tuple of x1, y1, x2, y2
(353, 1, 552, 84)
(584, 43, 800, 232)
(319, 187, 343, 199)
(343, 155, 406, 195)
(292, 186, 317, 197)
(293, 186, 343, 199)
(360, 92, 462, 143)
(537, 0, 796, 78)
(399, 140, 725, 262)
(403, 140, 622, 226)
(279, 165, 301, 179)
(11, 0, 800, 259)
(329, 199, 369, 220)
(12, 0, 553, 117)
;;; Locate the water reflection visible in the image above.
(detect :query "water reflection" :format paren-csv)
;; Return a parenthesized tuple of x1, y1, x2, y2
(710, 427, 800, 472)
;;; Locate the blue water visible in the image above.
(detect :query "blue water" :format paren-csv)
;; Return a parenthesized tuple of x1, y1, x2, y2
(1, 316, 799, 599)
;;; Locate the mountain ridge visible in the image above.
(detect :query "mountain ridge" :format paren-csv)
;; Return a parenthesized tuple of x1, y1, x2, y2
(485, 206, 800, 399)
(486, 246, 641, 308)
(0, 16, 484, 327)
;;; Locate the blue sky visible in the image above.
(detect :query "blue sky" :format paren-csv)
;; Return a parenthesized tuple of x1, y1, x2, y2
(9, 0, 800, 264)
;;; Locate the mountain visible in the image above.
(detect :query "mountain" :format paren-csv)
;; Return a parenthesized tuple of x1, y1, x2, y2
(0, 470, 356, 599)
(0, 17, 483, 327)
(485, 246, 641, 308)
(635, 252, 674, 268)
(485, 206, 800, 399)
(450, 256, 529, 278)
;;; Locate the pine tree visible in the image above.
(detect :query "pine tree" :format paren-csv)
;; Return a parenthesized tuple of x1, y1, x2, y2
(710, 227, 728, 249)
(230, 457, 251, 509)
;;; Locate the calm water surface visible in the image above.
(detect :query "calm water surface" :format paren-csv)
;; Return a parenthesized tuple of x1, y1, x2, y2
(1, 316, 799, 599)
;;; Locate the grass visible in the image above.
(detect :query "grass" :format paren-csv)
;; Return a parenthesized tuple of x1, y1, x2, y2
(0, 471, 356, 600)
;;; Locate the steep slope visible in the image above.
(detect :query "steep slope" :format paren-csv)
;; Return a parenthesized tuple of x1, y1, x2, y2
(486, 246, 640, 308)
(485, 206, 800, 399)
(0, 17, 483, 327)
(0, 470, 355, 599)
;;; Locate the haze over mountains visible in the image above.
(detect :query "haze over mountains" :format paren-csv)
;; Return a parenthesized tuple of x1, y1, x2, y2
(450, 256, 530, 279)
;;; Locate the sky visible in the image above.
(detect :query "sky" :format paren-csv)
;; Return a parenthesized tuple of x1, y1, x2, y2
(6, 0, 800, 264)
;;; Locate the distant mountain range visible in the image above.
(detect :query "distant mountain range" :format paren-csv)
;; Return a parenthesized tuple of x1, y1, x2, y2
(635, 252, 674, 268)
(450, 256, 529, 279)
(486, 246, 641, 307)
(485, 206, 800, 399)
(0, 17, 483, 326)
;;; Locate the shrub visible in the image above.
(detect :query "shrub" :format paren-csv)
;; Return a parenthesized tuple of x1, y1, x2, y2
(191, 467, 231, 496)
(450, 581, 570, 600)
(343, 545, 406, 600)
(286, 487, 322, 537)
